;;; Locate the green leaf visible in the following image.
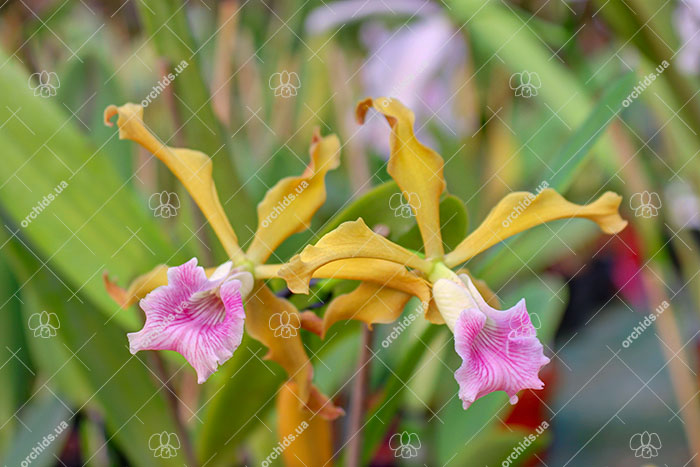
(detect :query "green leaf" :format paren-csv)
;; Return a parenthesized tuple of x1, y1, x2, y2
(320, 182, 468, 252)
(398, 195, 468, 252)
(548, 73, 637, 192)
(441, 419, 549, 466)
(58, 53, 133, 181)
(0, 258, 34, 453)
(472, 74, 636, 285)
(449, 0, 619, 175)
(476, 219, 602, 286)
(197, 337, 285, 467)
(361, 321, 444, 464)
(1, 395, 72, 467)
(79, 412, 112, 467)
(318, 181, 417, 240)
(436, 392, 512, 465)
(0, 53, 175, 328)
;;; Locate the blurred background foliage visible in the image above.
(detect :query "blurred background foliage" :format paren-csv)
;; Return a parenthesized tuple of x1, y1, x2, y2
(1, 0, 700, 465)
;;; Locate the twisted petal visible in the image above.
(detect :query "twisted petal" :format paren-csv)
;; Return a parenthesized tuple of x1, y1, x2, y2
(247, 130, 340, 264)
(444, 189, 627, 267)
(279, 219, 431, 294)
(245, 282, 314, 402)
(128, 259, 249, 383)
(316, 258, 430, 335)
(104, 104, 243, 261)
(357, 97, 446, 259)
(276, 382, 334, 466)
(323, 283, 414, 337)
(433, 275, 550, 409)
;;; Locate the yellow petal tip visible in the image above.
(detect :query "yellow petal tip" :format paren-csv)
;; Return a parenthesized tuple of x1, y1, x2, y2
(103, 105, 118, 127)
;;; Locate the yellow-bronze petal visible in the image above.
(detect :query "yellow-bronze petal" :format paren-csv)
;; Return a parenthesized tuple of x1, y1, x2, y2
(279, 219, 431, 294)
(104, 104, 244, 262)
(357, 97, 446, 260)
(247, 129, 340, 264)
(444, 189, 628, 267)
(245, 282, 313, 402)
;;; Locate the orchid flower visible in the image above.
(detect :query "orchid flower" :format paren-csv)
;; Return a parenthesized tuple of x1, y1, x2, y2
(279, 97, 628, 409)
(103, 103, 342, 416)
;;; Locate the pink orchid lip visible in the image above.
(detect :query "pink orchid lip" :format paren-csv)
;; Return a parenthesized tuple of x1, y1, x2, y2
(128, 258, 252, 383)
(432, 274, 550, 409)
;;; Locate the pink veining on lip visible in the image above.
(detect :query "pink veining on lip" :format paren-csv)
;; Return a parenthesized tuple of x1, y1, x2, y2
(128, 258, 249, 383)
(433, 275, 550, 409)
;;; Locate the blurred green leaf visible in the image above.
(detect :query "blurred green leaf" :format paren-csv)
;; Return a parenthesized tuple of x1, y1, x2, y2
(0, 53, 175, 328)
(319, 181, 416, 240)
(549, 72, 636, 192)
(59, 53, 133, 181)
(0, 258, 34, 453)
(79, 412, 111, 467)
(441, 420, 549, 466)
(450, 0, 619, 176)
(362, 321, 444, 464)
(399, 195, 468, 252)
(1, 395, 72, 467)
(474, 73, 637, 284)
(18, 278, 93, 407)
(197, 337, 285, 467)
(320, 182, 468, 253)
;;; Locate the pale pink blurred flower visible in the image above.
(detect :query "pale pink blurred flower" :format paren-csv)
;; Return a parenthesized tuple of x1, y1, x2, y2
(674, 0, 700, 73)
(306, 0, 468, 154)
